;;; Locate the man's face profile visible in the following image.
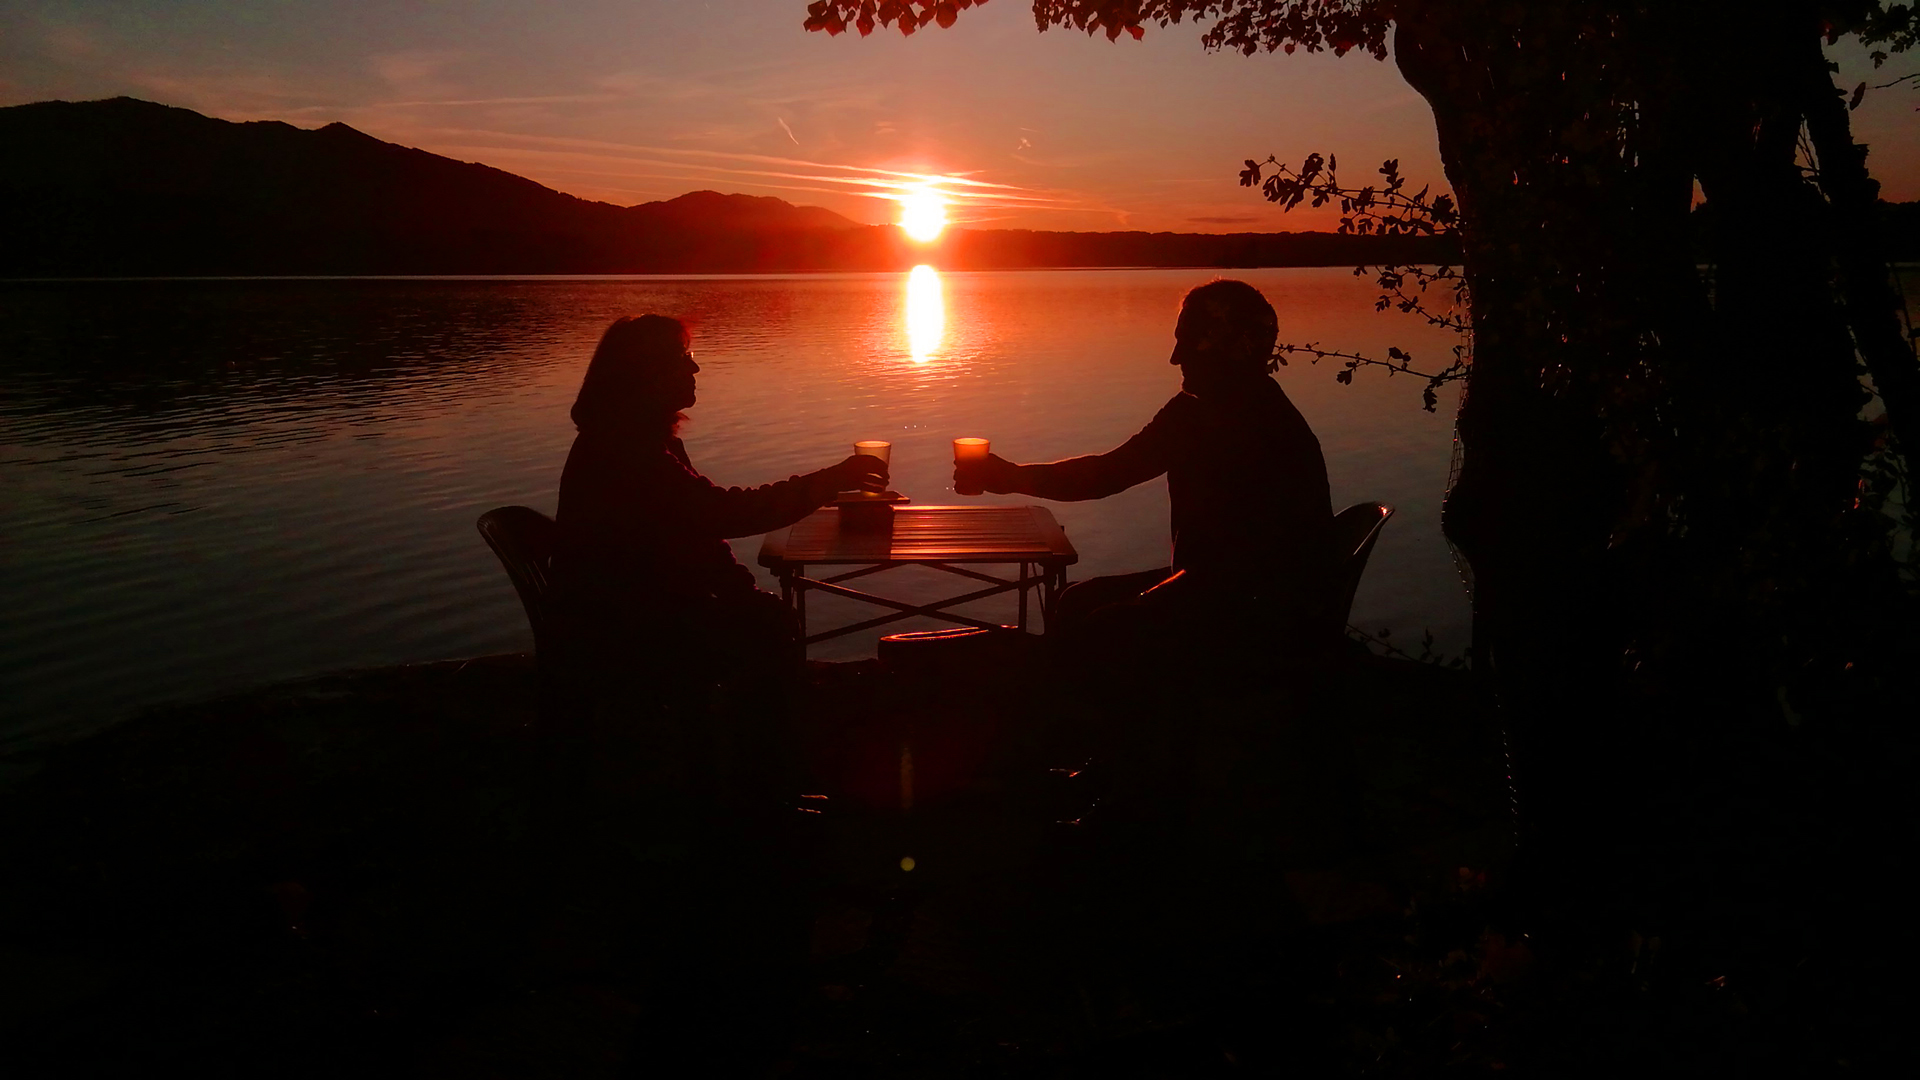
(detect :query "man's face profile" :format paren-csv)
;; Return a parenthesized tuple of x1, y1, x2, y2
(1170, 303, 1254, 396)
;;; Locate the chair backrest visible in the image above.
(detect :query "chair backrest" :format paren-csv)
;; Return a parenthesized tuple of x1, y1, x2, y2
(1329, 501, 1394, 634)
(476, 506, 560, 659)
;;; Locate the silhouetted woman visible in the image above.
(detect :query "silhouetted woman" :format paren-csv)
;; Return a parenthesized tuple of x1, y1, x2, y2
(553, 314, 886, 697)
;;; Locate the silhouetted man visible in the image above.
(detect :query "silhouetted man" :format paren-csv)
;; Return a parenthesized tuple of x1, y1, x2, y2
(955, 279, 1338, 671)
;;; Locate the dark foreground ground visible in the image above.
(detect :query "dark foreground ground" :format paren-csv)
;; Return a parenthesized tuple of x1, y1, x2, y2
(0, 649, 1901, 1075)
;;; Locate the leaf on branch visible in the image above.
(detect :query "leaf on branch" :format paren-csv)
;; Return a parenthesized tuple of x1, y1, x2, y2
(1851, 81, 1868, 110)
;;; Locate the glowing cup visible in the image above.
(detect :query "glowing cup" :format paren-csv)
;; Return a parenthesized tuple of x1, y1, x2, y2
(952, 437, 989, 496)
(853, 440, 891, 493)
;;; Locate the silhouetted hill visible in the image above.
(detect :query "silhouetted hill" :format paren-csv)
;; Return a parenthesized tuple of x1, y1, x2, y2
(931, 228, 1457, 271)
(0, 98, 869, 275)
(634, 190, 857, 234)
(1, 98, 1457, 276)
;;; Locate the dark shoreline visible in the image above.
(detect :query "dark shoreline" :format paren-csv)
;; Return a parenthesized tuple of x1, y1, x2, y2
(0, 261, 1453, 285)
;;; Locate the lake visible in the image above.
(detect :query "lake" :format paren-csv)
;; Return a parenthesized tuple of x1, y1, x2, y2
(2, 267, 1476, 748)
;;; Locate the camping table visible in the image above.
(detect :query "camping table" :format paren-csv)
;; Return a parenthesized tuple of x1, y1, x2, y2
(757, 504, 1079, 650)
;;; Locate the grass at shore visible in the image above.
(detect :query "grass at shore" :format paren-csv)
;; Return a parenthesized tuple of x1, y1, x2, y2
(0, 649, 1711, 1074)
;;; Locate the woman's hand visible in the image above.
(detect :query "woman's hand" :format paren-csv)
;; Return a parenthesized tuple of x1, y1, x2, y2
(827, 452, 890, 493)
(954, 452, 1021, 495)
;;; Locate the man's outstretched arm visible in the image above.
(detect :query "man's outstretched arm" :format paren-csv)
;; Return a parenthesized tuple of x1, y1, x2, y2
(961, 418, 1171, 502)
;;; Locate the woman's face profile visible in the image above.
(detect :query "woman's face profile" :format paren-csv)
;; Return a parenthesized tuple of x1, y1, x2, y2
(664, 345, 699, 411)
(572, 315, 698, 432)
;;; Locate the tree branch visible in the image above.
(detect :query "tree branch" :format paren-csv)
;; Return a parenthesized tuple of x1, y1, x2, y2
(1274, 341, 1467, 411)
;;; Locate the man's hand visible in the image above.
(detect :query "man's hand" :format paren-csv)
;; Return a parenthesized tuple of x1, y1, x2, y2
(827, 452, 889, 493)
(954, 452, 1021, 495)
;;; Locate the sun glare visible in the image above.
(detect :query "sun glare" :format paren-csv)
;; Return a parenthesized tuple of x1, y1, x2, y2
(905, 264, 945, 363)
(898, 186, 949, 242)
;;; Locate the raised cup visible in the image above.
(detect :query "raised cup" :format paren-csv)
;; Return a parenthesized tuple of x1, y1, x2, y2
(952, 437, 989, 496)
(853, 440, 891, 494)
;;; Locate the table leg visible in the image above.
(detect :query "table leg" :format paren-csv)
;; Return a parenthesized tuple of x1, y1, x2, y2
(795, 567, 807, 634)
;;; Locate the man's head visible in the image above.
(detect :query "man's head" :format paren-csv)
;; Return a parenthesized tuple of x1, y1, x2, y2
(1170, 280, 1279, 396)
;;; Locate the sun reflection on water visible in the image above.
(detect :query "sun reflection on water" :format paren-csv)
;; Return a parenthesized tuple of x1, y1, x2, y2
(905, 264, 945, 363)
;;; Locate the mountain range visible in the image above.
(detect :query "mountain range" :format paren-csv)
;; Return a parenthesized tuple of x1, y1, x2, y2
(0, 97, 1445, 276)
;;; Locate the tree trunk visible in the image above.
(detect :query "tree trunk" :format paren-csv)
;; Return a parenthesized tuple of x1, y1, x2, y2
(1800, 34, 1920, 463)
(1686, 9, 1889, 690)
(1390, 1, 1887, 864)
(1393, 4, 1651, 855)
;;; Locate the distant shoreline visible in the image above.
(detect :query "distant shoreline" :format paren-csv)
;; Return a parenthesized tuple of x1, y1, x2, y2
(10, 262, 1915, 287)
(0, 264, 1466, 285)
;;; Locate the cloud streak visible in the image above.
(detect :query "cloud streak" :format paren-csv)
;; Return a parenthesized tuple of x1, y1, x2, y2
(424, 127, 1093, 215)
(356, 94, 620, 108)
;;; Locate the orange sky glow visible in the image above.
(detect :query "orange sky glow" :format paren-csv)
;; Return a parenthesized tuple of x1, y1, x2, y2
(4, 1, 1916, 233)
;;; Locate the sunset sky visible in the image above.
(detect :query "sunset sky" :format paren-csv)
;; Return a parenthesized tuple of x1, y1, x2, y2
(5, 0, 1918, 233)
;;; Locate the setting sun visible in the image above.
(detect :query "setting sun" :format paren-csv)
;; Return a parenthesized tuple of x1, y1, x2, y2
(897, 186, 948, 242)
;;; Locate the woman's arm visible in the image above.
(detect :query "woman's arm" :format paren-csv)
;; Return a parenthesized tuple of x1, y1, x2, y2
(669, 452, 885, 538)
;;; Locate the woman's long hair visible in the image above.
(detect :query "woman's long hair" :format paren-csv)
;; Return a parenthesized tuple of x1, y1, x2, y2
(569, 314, 690, 436)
